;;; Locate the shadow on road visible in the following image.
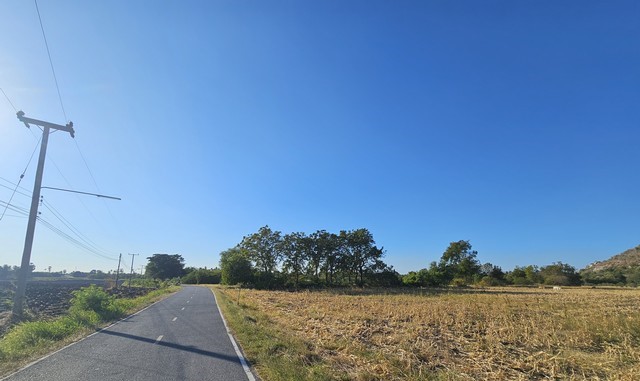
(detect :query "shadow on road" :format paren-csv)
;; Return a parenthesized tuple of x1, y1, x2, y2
(98, 329, 241, 364)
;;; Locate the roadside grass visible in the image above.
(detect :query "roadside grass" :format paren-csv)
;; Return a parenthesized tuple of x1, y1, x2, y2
(211, 286, 640, 381)
(0, 285, 178, 377)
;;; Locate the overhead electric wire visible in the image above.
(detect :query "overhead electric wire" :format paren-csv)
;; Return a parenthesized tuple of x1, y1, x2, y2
(0, 200, 30, 215)
(0, 200, 28, 218)
(2, 4, 118, 266)
(1, 199, 118, 262)
(0, 181, 32, 199)
(0, 136, 42, 222)
(71, 139, 118, 226)
(1, 199, 119, 262)
(20, 127, 97, 222)
(30, 1, 116, 231)
(40, 199, 113, 258)
(0, 199, 30, 219)
(73, 140, 100, 192)
(37, 216, 118, 261)
(1, 195, 119, 262)
(34, 0, 67, 122)
(0, 87, 18, 112)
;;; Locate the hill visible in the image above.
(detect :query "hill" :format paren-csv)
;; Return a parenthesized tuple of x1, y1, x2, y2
(581, 245, 640, 285)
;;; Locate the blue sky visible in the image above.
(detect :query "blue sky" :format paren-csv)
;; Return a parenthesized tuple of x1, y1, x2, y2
(0, 0, 638, 274)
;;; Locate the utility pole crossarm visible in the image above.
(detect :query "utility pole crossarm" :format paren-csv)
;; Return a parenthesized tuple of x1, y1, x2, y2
(12, 110, 75, 320)
(17, 111, 75, 137)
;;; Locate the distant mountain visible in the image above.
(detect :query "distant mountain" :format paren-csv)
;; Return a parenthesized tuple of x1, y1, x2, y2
(581, 245, 640, 285)
(584, 245, 640, 272)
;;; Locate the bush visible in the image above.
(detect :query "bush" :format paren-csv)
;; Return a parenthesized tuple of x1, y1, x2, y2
(477, 276, 504, 287)
(182, 268, 221, 284)
(69, 285, 125, 322)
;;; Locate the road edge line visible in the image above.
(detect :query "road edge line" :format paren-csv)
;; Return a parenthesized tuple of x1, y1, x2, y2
(210, 288, 257, 381)
(0, 289, 175, 381)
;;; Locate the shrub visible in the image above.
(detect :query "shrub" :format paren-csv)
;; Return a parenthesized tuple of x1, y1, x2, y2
(69, 285, 125, 321)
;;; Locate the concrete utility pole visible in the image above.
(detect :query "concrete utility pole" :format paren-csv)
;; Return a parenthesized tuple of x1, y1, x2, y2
(12, 111, 75, 319)
(128, 253, 139, 288)
(115, 253, 122, 288)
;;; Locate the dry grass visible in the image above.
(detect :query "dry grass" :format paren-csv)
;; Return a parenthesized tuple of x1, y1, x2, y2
(216, 286, 640, 380)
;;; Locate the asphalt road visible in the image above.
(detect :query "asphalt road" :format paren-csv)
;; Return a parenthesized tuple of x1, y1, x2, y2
(3, 285, 256, 381)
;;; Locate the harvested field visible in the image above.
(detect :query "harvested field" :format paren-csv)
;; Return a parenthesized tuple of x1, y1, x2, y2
(217, 287, 640, 380)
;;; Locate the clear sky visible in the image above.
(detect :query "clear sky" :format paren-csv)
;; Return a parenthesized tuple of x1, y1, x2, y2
(0, 0, 638, 274)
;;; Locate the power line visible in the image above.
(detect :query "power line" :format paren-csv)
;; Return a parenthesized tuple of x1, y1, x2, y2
(32, 0, 113, 228)
(41, 199, 113, 256)
(45, 150, 104, 226)
(72, 138, 123, 238)
(74, 140, 101, 192)
(1, 174, 122, 259)
(0, 179, 32, 198)
(0, 200, 30, 215)
(0, 135, 42, 222)
(34, 0, 68, 122)
(37, 216, 118, 261)
(0, 87, 18, 112)
(1, 197, 118, 262)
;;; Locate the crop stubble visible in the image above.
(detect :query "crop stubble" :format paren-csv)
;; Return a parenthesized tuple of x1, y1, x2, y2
(222, 287, 640, 380)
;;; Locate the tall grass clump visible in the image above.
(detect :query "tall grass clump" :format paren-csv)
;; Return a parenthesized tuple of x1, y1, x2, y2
(69, 285, 125, 322)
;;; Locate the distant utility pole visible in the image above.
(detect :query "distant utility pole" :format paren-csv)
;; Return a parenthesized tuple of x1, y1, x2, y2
(12, 111, 74, 319)
(114, 253, 122, 288)
(128, 253, 139, 288)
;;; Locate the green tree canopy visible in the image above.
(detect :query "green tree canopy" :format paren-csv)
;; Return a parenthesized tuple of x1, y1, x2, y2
(219, 247, 253, 285)
(439, 240, 480, 285)
(280, 232, 310, 288)
(145, 254, 185, 280)
(340, 228, 385, 286)
(540, 262, 582, 286)
(238, 225, 282, 276)
(182, 267, 221, 284)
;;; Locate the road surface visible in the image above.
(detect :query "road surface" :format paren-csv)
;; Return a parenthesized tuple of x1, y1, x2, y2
(3, 285, 256, 381)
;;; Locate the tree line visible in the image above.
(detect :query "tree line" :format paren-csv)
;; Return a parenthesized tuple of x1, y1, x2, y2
(219, 226, 395, 289)
(6, 232, 631, 289)
(215, 227, 612, 289)
(401, 240, 584, 287)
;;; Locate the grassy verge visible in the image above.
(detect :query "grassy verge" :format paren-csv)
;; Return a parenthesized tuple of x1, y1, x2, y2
(0, 285, 179, 377)
(210, 285, 340, 381)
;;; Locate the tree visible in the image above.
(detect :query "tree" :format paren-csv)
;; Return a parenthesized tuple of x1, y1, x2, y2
(182, 268, 222, 284)
(540, 262, 582, 286)
(0, 264, 12, 280)
(307, 230, 327, 281)
(402, 262, 447, 287)
(341, 229, 385, 286)
(318, 231, 341, 286)
(145, 254, 185, 280)
(219, 248, 253, 285)
(439, 240, 480, 285)
(505, 265, 541, 285)
(366, 266, 402, 287)
(478, 262, 506, 286)
(280, 232, 309, 288)
(239, 225, 282, 276)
